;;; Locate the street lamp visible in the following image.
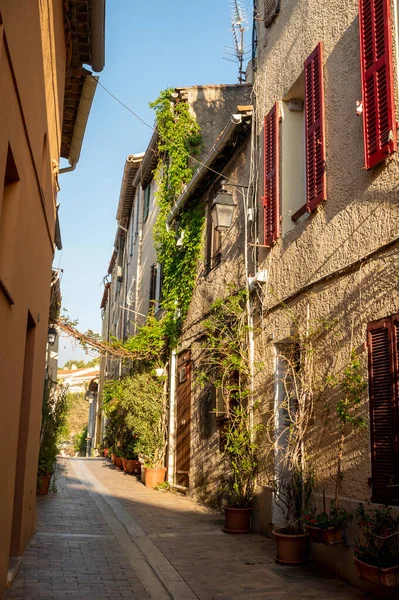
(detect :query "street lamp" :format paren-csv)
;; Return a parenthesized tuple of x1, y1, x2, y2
(47, 326, 57, 346)
(211, 190, 236, 231)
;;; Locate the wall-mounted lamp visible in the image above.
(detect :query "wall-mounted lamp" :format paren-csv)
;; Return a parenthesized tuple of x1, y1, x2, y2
(48, 326, 57, 346)
(211, 190, 236, 231)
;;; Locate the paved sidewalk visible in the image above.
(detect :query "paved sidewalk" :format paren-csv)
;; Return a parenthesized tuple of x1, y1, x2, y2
(6, 458, 372, 600)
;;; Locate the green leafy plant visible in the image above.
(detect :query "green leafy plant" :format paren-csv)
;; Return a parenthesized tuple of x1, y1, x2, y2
(122, 88, 205, 361)
(304, 501, 351, 531)
(332, 350, 367, 506)
(354, 504, 399, 568)
(274, 467, 314, 534)
(118, 372, 167, 469)
(37, 381, 70, 490)
(154, 481, 174, 492)
(73, 425, 88, 456)
(197, 289, 262, 508)
(223, 405, 260, 508)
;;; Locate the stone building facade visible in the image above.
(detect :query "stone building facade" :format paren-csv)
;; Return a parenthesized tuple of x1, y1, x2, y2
(163, 0, 399, 594)
(0, 1, 104, 594)
(98, 84, 252, 449)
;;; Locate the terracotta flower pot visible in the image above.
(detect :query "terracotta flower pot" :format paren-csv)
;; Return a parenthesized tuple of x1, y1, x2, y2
(144, 467, 166, 488)
(223, 506, 252, 533)
(111, 452, 116, 464)
(124, 459, 141, 474)
(141, 468, 146, 483)
(273, 528, 309, 565)
(115, 456, 123, 469)
(103, 448, 109, 458)
(354, 557, 399, 587)
(306, 524, 342, 545)
(37, 475, 51, 496)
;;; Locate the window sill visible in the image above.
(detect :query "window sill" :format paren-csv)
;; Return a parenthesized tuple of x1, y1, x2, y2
(291, 204, 308, 222)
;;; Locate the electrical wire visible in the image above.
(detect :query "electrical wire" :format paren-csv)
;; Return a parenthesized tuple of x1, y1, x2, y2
(91, 75, 249, 187)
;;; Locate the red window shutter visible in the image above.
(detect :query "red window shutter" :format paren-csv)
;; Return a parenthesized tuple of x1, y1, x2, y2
(304, 42, 326, 212)
(367, 316, 399, 504)
(263, 102, 280, 246)
(359, 0, 397, 169)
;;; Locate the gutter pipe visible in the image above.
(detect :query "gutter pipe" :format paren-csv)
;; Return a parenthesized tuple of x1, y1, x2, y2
(165, 113, 243, 225)
(167, 348, 177, 483)
(90, 0, 106, 73)
(59, 74, 99, 174)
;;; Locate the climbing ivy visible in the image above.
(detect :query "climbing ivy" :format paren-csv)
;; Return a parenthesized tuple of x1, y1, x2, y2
(123, 88, 205, 359)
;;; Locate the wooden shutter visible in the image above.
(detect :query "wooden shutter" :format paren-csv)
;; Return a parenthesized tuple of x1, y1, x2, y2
(367, 316, 399, 504)
(264, 0, 280, 27)
(304, 42, 326, 212)
(359, 0, 396, 169)
(263, 103, 280, 246)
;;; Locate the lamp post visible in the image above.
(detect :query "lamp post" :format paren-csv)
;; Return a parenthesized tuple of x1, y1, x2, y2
(211, 190, 236, 232)
(47, 326, 57, 346)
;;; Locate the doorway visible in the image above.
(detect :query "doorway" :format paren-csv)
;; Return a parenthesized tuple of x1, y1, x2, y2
(10, 312, 36, 558)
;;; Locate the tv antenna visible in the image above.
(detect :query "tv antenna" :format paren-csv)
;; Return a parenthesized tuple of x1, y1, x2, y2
(223, 0, 251, 83)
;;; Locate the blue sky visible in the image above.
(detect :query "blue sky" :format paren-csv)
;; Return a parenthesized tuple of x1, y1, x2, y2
(56, 0, 252, 366)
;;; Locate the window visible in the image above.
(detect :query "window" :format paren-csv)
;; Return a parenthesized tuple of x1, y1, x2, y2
(359, 0, 396, 169)
(280, 83, 306, 235)
(367, 314, 399, 505)
(135, 187, 141, 235)
(154, 262, 163, 312)
(129, 208, 135, 255)
(264, 0, 280, 28)
(149, 263, 158, 306)
(143, 184, 151, 222)
(0, 144, 20, 303)
(288, 42, 326, 224)
(267, 43, 325, 239)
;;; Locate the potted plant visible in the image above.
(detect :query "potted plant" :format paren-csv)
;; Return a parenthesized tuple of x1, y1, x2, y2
(37, 381, 69, 495)
(304, 501, 350, 544)
(222, 405, 260, 533)
(114, 448, 123, 469)
(272, 468, 313, 564)
(118, 372, 168, 488)
(122, 442, 141, 475)
(353, 504, 399, 587)
(37, 460, 53, 495)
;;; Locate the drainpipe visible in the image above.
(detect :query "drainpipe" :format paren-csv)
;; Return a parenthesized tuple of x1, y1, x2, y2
(90, 0, 106, 73)
(167, 349, 177, 483)
(59, 74, 99, 174)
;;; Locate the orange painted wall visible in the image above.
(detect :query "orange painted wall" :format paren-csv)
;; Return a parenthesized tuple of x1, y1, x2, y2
(0, 1, 65, 595)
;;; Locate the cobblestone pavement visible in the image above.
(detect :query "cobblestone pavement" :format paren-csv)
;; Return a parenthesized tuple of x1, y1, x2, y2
(6, 458, 373, 600)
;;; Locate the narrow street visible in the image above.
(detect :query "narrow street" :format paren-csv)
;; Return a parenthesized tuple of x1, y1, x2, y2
(6, 459, 371, 600)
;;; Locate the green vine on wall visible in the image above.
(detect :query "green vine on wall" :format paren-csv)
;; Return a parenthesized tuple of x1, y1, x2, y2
(124, 88, 205, 359)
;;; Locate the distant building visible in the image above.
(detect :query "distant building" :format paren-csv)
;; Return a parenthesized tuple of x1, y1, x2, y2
(57, 365, 100, 394)
(98, 84, 252, 453)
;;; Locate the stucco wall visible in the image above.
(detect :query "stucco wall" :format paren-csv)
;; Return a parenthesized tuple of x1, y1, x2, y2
(0, 1, 65, 594)
(252, 0, 399, 504)
(174, 1, 399, 592)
